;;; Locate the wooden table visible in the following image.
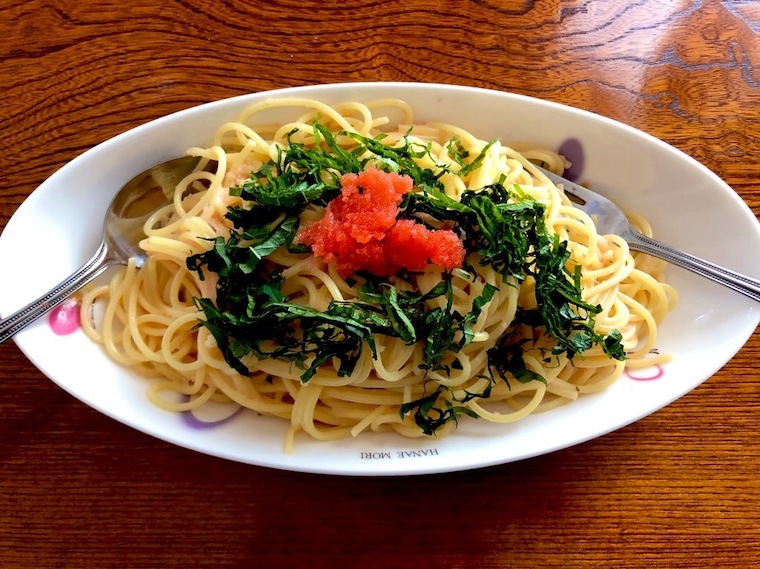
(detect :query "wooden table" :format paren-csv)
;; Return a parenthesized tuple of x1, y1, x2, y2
(1, 1, 758, 567)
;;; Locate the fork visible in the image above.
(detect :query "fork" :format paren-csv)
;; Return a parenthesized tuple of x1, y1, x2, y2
(533, 165, 760, 302)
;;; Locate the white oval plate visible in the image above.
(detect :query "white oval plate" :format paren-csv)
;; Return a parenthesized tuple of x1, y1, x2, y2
(2, 83, 758, 475)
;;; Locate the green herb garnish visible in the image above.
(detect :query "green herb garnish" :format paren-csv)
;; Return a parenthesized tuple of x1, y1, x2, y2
(186, 120, 625, 435)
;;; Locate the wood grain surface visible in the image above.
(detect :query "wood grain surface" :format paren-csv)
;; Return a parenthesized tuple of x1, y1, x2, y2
(1, 1, 758, 567)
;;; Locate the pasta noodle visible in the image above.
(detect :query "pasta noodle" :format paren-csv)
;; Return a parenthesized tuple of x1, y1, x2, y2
(81, 98, 677, 451)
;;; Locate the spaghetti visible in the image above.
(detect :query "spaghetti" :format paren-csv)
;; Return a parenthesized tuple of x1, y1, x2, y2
(81, 97, 676, 451)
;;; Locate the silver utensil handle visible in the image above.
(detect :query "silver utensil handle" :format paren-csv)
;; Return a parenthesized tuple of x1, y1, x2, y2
(628, 232, 760, 303)
(0, 242, 114, 344)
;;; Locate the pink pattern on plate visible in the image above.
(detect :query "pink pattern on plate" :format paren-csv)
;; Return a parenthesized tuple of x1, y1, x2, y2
(625, 365, 665, 381)
(48, 298, 81, 335)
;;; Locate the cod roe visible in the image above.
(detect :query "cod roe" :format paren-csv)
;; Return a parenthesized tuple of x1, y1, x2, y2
(298, 168, 465, 278)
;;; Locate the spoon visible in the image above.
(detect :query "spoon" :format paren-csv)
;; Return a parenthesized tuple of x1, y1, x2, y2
(0, 155, 202, 344)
